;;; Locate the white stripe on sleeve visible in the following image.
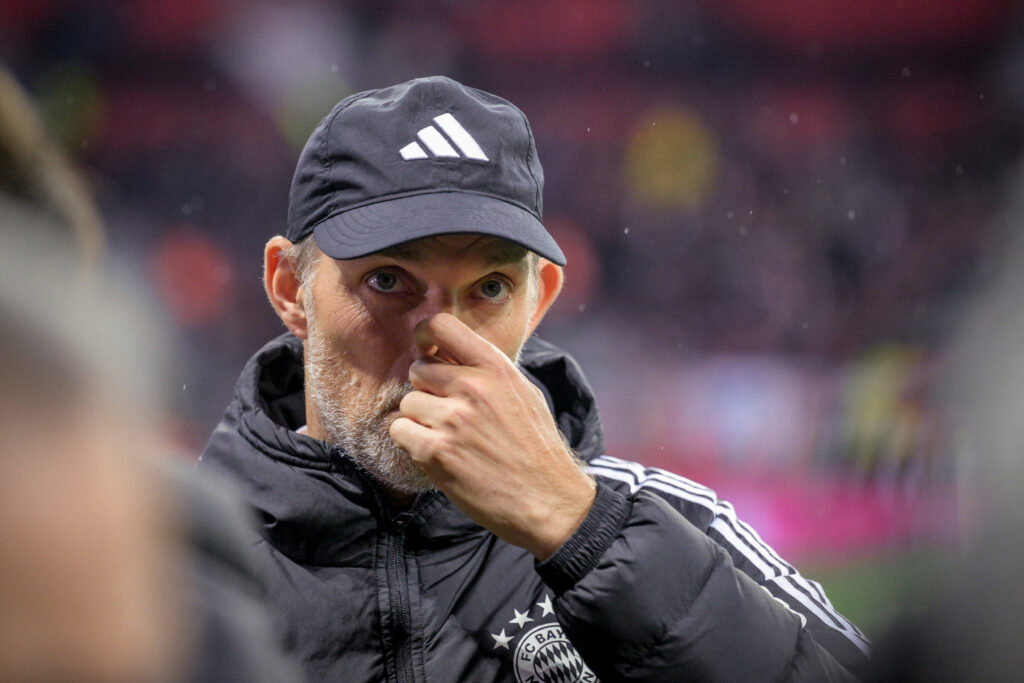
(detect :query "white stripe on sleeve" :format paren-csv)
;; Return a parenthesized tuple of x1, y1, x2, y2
(587, 454, 870, 655)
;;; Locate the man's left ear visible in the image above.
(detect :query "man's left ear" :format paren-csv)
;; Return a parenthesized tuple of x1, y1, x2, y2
(527, 259, 564, 335)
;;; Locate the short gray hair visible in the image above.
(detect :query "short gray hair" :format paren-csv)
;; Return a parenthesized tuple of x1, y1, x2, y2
(281, 237, 324, 293)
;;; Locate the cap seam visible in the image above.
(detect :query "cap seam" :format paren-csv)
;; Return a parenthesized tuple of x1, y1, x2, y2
(432, 78, 451, 189)
(513, 106, 543, 216)
(322, 89, 379, 219)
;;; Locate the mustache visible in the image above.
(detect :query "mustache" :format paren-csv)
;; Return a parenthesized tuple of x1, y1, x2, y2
(376, 381, 415, 415)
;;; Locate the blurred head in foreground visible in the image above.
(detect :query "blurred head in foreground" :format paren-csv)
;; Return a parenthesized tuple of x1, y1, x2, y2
(0, 66, 185, 682)
(869, 160, 1024, 681)
(0, 241, 185, 683)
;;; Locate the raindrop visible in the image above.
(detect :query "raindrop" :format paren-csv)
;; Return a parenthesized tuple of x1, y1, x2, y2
(330, 64, 339, 73)
(623, 227, 630, 235)
(586, 127, 591, 133)
(182, 384, 187, 391)
(726, 211, 735, 219)
(955, 164, 964, 175)
(789, 113, 799, 124)
(839, 155, 848, 166)
(182, 195, 205, 216)
(847, 209, 856, 221)
(578, 304, 586, 313)
(739, 225, 749, 235)
(901, 67, 912, 78)
(643, 60, 651, 68)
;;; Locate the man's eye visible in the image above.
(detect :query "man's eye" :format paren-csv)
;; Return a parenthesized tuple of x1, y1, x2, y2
(477, 278, 511, 300)
(367, 271, 404, 292)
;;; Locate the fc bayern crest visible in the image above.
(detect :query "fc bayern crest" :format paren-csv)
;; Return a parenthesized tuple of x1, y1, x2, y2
(513, 623, 597, 683)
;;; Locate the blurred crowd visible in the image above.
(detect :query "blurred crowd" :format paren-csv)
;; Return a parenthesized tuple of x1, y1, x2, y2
(4, 0, 1024, 561)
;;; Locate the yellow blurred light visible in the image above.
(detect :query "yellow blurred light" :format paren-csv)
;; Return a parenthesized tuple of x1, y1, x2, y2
(625, 108, 718, 210)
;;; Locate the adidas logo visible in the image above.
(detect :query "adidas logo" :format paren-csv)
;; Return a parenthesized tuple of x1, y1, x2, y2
(399, 113, 489, 162)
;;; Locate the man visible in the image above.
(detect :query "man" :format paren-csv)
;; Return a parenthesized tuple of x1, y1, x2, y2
(199, 75, 869, 681)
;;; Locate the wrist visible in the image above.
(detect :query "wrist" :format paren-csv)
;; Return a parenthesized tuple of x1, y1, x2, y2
(535, 481, 631, 594)
(527, 473, 597, 560)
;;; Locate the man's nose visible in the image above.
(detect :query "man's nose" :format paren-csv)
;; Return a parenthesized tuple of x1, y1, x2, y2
(410, 291, 462, 362)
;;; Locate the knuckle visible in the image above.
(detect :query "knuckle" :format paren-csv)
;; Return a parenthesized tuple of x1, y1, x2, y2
(456, 374, 486, 397)
(423, 436, 450, 463)
(441, 400, 471, 430)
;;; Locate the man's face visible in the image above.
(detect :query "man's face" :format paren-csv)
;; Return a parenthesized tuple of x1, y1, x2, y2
(302, 234, 538, 493)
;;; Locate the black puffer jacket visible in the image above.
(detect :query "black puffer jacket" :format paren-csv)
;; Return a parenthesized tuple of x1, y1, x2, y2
(199, 333, 869, 682)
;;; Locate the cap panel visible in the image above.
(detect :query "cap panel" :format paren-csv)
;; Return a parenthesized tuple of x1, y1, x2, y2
(286, 76, 560, 263)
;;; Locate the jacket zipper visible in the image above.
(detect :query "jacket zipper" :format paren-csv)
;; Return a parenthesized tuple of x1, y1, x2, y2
(386, 513, 416, 683)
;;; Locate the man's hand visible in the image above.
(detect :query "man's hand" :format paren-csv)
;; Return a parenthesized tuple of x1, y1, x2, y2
(389, 313, 596, 560)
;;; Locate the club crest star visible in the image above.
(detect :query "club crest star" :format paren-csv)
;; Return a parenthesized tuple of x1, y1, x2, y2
(537, 594, 555, 617)
(510, 608, 535, 628)
(491, 629, 513, 649)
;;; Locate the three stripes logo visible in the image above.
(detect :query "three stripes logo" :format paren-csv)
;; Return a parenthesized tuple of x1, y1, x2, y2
(399, 113, 489, 162)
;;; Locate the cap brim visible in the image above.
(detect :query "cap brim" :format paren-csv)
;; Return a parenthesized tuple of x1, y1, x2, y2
(311, 191, 566, 265)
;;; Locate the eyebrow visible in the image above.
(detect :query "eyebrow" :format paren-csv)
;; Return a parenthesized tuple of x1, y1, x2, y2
(376, 239, 530, 267)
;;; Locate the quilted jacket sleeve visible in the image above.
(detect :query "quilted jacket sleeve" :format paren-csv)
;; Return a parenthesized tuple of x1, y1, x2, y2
(537, 477, 869, 682)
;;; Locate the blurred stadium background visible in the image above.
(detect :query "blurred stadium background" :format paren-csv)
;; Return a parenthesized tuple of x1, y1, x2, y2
(5, 0, 1024, 639)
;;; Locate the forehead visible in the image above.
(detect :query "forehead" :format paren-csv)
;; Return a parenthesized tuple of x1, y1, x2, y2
(372, 234, 530, 266)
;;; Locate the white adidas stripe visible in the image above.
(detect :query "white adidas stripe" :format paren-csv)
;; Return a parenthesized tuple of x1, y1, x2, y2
(434, 113, 488, 160)
(587, 454, 870, 655)
(773, 574, 871, 654)
(399, 141, 428, 160)
(399, 112, 489, 161)
(590, 458, 788, 578)
(417, 125, 459, 157)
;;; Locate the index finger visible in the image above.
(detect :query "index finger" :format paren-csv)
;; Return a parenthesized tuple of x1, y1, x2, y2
(413, 313, 510, 369)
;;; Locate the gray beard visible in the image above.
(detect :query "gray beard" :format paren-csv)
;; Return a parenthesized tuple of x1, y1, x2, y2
(303, 314, 436, 495)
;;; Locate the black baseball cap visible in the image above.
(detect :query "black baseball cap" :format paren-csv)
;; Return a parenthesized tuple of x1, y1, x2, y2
(286, 76, 565, 265)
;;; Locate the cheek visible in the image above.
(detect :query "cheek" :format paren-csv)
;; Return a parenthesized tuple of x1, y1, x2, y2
(315, 299, 416, 378)
(476, 305, 534, 360)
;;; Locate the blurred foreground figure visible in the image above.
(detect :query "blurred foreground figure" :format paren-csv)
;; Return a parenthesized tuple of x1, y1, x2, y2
(0, 238, 185, 682)
(868, 163, 1024, 682)
(0, 66, 303, 682)
(199, 76, 869, 681)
